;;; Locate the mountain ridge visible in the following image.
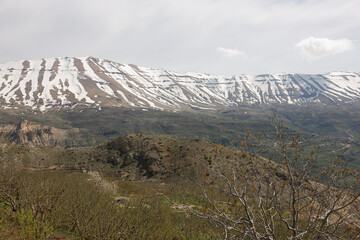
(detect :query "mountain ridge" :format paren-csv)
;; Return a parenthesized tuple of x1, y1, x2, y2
(1, 56, 359, 111)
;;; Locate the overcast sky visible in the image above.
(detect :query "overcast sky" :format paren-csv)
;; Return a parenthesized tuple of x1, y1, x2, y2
(0, 0, 359, 75)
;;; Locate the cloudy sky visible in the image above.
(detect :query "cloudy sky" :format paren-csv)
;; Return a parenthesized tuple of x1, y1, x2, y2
(0, 0, 359, 75)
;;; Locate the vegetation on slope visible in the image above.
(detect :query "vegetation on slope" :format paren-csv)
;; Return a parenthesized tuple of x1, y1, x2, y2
(0, 166, 214, 239)
(0, 108, 359, 239)
(0, 103, 359, 170)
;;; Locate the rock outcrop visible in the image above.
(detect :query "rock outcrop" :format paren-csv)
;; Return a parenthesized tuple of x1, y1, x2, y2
(0, 120, 74, 146)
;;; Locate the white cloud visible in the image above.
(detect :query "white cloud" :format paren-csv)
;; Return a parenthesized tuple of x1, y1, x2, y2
(217, 47, 246, 58)
(295, 37, 354, 60)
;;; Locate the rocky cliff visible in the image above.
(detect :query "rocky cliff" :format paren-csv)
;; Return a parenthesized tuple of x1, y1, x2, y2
(0, 120, 75, 146)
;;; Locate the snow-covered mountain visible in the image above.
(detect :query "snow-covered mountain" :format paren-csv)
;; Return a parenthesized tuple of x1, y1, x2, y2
(0, 57, 359, 111)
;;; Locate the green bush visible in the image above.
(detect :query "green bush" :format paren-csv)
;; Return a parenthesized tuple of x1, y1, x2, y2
(16, 208, 54, 240)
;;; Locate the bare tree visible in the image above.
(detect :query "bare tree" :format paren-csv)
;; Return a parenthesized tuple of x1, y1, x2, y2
(185, 112, 360, 239)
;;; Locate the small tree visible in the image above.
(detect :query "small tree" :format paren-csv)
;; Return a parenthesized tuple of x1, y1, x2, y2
(187, 112, 360, 239)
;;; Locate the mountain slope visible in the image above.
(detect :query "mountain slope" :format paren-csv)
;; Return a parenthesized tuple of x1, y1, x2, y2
(0, 133, 283, 182)
(0, 57, 359, 111)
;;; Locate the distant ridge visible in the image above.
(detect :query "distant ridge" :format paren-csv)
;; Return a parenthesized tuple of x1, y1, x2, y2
(0, 57, 359, 111)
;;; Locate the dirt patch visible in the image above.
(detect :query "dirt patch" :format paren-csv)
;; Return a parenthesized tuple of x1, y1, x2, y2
(88, 171, 118, 194)
(49, 58, 60, 82)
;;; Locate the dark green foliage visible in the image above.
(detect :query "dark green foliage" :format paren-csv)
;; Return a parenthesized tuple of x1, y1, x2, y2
(1, 104, 359, 173)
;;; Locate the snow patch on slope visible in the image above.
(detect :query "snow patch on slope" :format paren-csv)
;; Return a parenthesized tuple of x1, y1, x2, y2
(1, 57, 359, 111)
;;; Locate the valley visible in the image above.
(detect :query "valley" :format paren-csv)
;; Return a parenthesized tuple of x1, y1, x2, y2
(1, 112, 359, 239)
(1, 103, 359, 173)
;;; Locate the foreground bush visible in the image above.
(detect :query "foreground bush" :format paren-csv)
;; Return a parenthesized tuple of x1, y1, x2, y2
(0, 166, 212, 239)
